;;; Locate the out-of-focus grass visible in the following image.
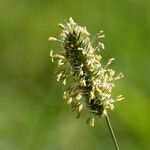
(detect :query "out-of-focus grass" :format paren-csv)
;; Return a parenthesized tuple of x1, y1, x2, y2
(0, 0, 150, 150)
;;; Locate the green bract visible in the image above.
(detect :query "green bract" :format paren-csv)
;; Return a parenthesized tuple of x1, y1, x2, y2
(49, 17, 124, 126)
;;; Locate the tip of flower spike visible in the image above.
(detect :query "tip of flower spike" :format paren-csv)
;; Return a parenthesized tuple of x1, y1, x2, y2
(69, 17, 76, 25)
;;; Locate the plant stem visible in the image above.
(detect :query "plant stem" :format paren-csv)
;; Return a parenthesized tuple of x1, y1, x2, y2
(105, 115, 120, 150)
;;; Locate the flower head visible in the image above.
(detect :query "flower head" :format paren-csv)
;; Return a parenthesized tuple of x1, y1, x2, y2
(49, 17, 124, 126)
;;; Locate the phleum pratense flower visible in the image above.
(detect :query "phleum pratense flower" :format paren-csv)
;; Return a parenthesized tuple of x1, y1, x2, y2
(49, 17, 124, 127)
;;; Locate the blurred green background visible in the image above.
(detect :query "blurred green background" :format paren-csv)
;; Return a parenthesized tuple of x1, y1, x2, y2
(0, 0, 150, 150)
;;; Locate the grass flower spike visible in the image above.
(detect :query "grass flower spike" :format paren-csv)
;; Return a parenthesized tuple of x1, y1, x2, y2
(49, 17, 124, 127)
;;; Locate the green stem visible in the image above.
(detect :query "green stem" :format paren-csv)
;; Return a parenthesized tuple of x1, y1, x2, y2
(105, 115, 120, 150)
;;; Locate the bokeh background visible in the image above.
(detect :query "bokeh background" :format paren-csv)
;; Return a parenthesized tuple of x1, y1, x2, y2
(0, 0, 150, 150)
